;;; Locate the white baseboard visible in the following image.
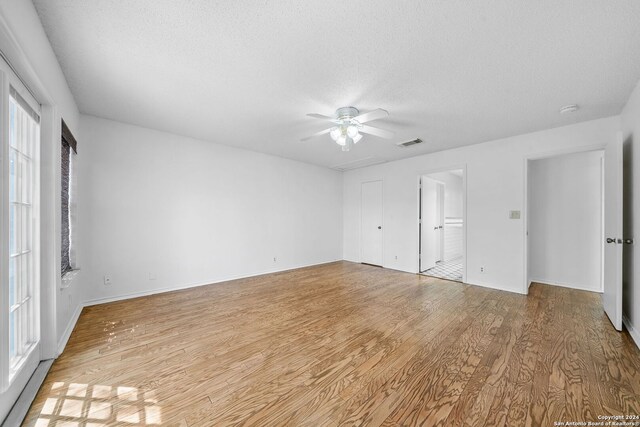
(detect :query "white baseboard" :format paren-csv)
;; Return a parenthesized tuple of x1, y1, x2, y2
(623, 315, 640, 350)
(83, 259, 343, 307)
(530, 278, 602, 293)
(465, 279, 528, 295)
(57, 303, 84, 356)
(2, 359, 54, 427)
(384, 263, 526, 296)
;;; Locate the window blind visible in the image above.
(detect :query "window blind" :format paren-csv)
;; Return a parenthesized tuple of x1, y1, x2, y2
(61, 119, 77, 276)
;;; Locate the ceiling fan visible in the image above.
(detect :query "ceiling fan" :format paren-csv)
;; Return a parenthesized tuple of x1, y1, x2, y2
(301, 106, 394, 151)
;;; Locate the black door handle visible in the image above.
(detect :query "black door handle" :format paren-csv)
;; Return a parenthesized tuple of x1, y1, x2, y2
(378, 226, 382, 229)
(606, 237, 616, 244)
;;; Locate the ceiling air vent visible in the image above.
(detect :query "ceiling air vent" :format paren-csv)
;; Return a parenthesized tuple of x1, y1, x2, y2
(396, 138, 423, 148)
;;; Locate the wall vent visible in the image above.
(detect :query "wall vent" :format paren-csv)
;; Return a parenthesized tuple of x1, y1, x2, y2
(396, 138, 423, 148)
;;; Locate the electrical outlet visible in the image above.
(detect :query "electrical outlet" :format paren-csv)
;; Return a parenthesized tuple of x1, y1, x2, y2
(395, 255, 398, 260)
(148, 272, 157, 280)
(480, 266, 485, 273)
(104, 275, 112, 286)
(273, 257, 277, 263)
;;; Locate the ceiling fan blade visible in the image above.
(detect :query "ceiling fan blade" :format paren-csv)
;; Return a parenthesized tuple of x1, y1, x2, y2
(359, 124, 394, 139)
(307, 113, 339, 123)
(300, 127, 332, 142)
(353, 108, 389, 124)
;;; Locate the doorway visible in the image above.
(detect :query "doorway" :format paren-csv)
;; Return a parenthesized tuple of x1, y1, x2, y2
(419, 169, 465, 282)
(526, 150, 604, 293)
(0, 58, 43, 419)
(524, 136, 626, 332)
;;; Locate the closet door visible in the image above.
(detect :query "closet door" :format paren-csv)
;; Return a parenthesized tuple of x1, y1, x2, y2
(361, 180, 383, 266)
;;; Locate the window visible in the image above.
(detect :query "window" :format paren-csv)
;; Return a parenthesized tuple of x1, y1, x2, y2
(61, 120, 77, 276)
(7, 86, 40, 374)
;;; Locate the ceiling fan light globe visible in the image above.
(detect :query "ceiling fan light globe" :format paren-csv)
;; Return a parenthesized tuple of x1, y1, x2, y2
(329, 127, 341, 141)
(336, 135, 347, 146)
(347, 125, 359, 138)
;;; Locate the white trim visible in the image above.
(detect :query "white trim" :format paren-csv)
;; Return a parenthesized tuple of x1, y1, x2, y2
(67, 149, 78, 269)
(524, 143, 608, 161)
(623, 315, 640, 350)
(84, 259, 342, 307)
(529, 278, 603, 293)
(465, 279, 528, 295)
(38, 104, 59, 361)
(523, 158, 529, 294)
(0, 64, 9, 395)
(56, 302, 82, 356)
(2, 359, 53, 427)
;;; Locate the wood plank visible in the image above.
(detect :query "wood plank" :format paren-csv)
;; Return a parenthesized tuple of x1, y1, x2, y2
(22, 263, 640, 426)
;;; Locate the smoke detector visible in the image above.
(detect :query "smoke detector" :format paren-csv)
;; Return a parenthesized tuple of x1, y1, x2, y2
(559, 104, 579, 114)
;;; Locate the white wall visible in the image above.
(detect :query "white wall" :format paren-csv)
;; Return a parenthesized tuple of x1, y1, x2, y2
(79, 115, 343, 303)
(621, 80, 640, 347)
(0, 0, 83, 420)
(344, 116, 620, 294)
(528, 151, 603, 292)
(427, 171, 463, 218)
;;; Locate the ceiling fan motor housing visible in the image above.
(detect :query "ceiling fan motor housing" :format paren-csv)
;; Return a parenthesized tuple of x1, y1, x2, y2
(336, 106, 360, 120)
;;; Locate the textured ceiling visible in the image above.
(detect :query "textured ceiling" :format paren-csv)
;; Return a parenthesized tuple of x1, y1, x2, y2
(33, 0, 640, 169)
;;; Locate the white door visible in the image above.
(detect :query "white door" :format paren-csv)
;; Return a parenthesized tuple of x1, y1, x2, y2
(361, 180, 383, 266)
(436, 183, 444, 262)
(421, 178, 438, 271)
(0, 65, 41, 421)
(603, 134, 623, 331)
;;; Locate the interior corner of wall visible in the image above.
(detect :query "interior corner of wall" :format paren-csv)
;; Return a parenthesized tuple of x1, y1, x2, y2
(623, 315, 640, 350)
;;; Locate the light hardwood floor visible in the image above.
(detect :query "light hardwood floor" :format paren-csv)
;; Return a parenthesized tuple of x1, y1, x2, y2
(23, 261, 640, 426)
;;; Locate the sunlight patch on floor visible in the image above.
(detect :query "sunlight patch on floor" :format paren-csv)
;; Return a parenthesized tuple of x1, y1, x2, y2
(34, 382, 162, 426)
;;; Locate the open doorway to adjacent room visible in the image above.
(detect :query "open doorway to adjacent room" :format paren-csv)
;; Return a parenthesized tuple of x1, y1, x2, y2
(419, 168, 465, 282)
(526, 150, 605, 293)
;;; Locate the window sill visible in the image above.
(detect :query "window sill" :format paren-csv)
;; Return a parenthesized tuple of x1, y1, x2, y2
(61, 269, 80, 290)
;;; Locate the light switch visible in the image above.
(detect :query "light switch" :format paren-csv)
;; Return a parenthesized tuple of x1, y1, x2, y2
(509, 210, 521, 219)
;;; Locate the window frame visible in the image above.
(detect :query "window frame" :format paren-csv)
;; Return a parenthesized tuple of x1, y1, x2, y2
(0, 68, 41, 391)
(61, 135, 71, 276)
(60, 118, 77, 279)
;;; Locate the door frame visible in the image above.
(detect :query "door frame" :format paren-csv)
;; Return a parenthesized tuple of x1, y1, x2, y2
(420, 177, 445, 272)
(0, 12, 59, 360)
(360, 179, 384, 266)
(417, 164, 467, 282)
(522, 142, 607, 295)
